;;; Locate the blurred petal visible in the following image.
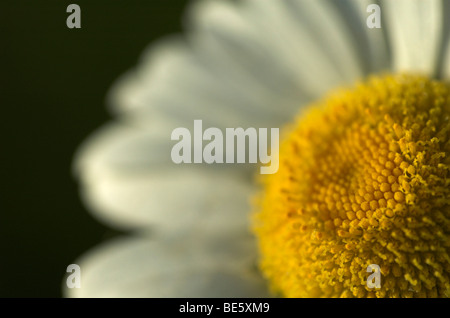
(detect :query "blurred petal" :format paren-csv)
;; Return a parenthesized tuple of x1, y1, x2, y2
(189, 0, 365, 98)
(439, 0, 450, 80)
(383, 0, 442, 75)
(65, 235, 269, 298)
(109, 0, 373, 132)
(108, 38, 284, 129)
(337, 0, 390, 73)
(74, 122, 255, 234)
(109, 37, 293, 130)
(75, 121, 174, 174)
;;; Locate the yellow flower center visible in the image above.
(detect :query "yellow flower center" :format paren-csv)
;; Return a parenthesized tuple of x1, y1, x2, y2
(252, 74, 450, 298)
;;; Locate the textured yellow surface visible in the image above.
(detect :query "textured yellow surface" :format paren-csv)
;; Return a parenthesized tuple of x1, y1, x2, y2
(253, 74, 450, 298)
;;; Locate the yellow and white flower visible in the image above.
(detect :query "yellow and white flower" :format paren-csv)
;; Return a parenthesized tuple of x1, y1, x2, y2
(67, 0, 450, 298)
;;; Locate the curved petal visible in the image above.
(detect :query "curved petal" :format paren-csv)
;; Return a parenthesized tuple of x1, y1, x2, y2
(439, 0, 450, 80)
(74, 122, 256, 233)
(108, 37, 294, 130)
(74, 121, 175, 175)
(188, 0, 368, 97)
(108, 0, 374, 133)
(64, 235, 270, 298)
(383, 0, 442, 76)
(336, 0, 390, 73)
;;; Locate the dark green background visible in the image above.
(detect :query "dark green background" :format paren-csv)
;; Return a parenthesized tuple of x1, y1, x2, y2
(1, 0, 188, 297)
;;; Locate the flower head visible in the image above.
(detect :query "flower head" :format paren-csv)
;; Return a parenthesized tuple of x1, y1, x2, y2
(69, 0, 450, 298)
(254, 74, 450, 297)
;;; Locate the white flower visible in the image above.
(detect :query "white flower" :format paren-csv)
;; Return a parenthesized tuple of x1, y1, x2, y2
(66, 0, 450, 297)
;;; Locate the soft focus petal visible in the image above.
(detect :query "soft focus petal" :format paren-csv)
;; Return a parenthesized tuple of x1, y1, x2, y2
(108, 38, 286, 129)
(189, 0, 364, 96)
(108, 0, 374, 132)
(65, 235, 269, 298)
(74, 122, 255, 234)
(339, 0, 390, 72)
(383, 0, 442, 75)
(439, 0, 450, 79)
(75, 121, 174, 174)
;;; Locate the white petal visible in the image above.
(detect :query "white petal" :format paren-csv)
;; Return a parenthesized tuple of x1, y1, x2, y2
(74, 122, 174, 177)
(78, 168, 255, 235)
(64, 235, 269, 298)
(109, 0, 372, 133)
(109, 37, 293, 130)
(439, 1, 450, 80)
(383, 0, 442, 75)
(189, 0, 364, 99)
(187, 0, 314, 103)
(261, 0, 364, 82)
(337, 0, 390, 73)
(74, 121, 257, 233)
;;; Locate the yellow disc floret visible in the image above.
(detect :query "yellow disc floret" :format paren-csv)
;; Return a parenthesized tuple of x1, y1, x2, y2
(253, 74, 450, 298)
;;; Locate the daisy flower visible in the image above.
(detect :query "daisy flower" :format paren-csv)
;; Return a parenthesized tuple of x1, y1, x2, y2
(67, 0, 450, 298)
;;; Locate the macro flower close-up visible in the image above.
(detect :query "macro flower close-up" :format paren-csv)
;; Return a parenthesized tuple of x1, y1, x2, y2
(67, 0, 450, 298)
